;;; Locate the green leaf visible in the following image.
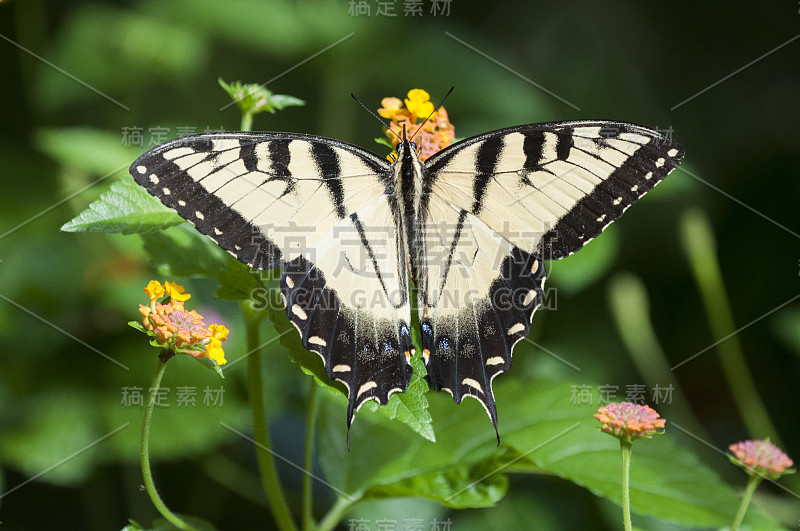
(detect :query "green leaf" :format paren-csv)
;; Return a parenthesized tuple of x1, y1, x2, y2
(362, 353, 435, 442)
(140, 223, 229, 278)
(218, 78, 304, 116)
(317, 378, 781, 527)
(374, 136, 394, 150)
(264, 283, 435, 441)
(317, 388, 502, 506)
(192, 353, 225, 378)
(217, 260, 265, 301)
(61, 178, 182, 234)
(128, 320, 147, 333)
(36, 127, 134, 175)
(365, 455, 508, 508)
(268, 94, 306, 110)
(493, 380, 780, 529)
(265, 287, 346, 397)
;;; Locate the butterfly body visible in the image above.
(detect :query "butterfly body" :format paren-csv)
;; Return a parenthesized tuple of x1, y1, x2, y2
(131, 120, 684, 436)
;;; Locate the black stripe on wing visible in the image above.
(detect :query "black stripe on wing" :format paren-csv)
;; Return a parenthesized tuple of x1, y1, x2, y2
(281, 255, 414, 434)
(421, 249, 546, 441)
(542, 127, 684, 259)
(131, 135, 281, 268)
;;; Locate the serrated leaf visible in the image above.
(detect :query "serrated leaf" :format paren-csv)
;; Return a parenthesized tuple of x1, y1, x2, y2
(265, 284, 435, 440)
(61, 178, 182, 234)
(140, 223, 229, 278)
(362, 353, 435, 442)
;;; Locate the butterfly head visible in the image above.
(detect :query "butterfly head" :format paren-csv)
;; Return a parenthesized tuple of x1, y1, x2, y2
(396, 123, 420, 163)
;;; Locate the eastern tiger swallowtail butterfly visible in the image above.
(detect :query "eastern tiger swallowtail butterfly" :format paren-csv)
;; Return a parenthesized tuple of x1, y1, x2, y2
(130, 119, 683, 439)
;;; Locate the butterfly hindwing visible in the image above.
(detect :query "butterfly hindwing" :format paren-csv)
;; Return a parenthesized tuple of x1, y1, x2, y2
(415, 197, 546, 434)
(131, 132, 413, 425)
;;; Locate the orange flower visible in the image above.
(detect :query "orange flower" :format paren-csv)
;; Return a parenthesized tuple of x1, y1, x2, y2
(134, 280, 227, 367)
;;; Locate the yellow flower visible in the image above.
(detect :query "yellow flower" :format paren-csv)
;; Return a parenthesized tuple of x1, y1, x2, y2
(405, 89, 434, 119)
(209, 323, 229, 341)
(204, 337, 227, 365)
(164, 281, 191, 302)
(144, 280, 165, 302)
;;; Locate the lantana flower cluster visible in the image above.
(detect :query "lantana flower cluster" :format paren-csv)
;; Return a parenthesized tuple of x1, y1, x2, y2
(728, 439, 795, 480)
(378, 88, 455, 162)
(594, 402, 666, 443)
(135, 280, 228, 366)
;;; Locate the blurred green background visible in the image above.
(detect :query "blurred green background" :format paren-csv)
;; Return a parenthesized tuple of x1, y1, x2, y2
(1, 0, 799, 529)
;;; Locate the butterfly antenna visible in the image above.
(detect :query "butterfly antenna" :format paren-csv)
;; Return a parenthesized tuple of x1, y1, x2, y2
(410, 86, 455, 141)
(351, 93, 401, 143)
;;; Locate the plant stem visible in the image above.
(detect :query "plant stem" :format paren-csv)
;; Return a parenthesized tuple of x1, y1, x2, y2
(141, 358, 197, 531)
(302, 382, 318, 531)
(241, 111, 253, 132)
(242, 302, 298, 531)
(316, 496, 356, 531)
(731, 475, 761, 531)
(680, 210, 781, 444)
(620, 440, 633, 531)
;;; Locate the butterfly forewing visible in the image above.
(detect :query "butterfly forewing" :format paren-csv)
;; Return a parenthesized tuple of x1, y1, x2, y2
(425, 121, 684, 259)
(131, 132, 413, 425)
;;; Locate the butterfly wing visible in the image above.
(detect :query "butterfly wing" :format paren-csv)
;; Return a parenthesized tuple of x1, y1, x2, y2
(419, 121, 684, 432)
(131, 132, 413, 426)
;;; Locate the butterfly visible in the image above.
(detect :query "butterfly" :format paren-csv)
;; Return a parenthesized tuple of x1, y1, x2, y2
(130, 118, 683, 439)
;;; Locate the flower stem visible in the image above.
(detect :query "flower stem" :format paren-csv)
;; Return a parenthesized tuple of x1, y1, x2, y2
(731, 475, 762, 531)
(620, 440, 633, 531)
(141, 358, 197, 531)
(242, 302, 298, 531)
(241, 111, 253, 132)
(316, 496, 356, 531)
(680, 210, 781, 444)
(302, 382, 318, 531)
